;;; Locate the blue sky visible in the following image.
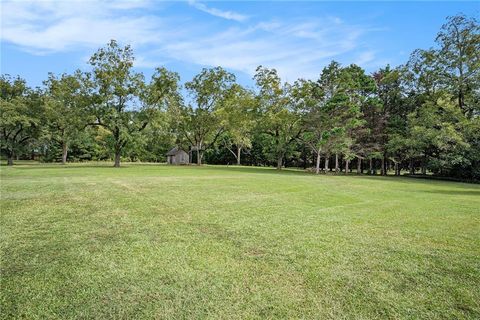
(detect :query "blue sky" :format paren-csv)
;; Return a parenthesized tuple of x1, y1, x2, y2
(1, 1, 478, 88)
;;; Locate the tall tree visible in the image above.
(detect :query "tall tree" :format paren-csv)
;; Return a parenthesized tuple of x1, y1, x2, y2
(405, 93, 470, 175)
(435, 15, 480, 180)
(177, 67, 235, 165)
(254, 66, 302, 170)
(339, 64, 376, 174)
(43, 72, 86, 164)
(311, 62, 367, 174)
(0, 75, 42, 165)
(315, 61, 343, 172)
(374, 66, 406, 175)
(87, 40, 178, 167)
(219, 84, 257, 165)
(292, 79, 327, 174)
(404, 49, 444, 173)
(436, 14, 480, 115)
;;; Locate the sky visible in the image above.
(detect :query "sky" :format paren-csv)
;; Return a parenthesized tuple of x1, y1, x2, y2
(1, 1, 479, 88)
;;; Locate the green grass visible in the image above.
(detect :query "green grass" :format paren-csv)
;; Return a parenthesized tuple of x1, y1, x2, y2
(1, 163, 479, 319)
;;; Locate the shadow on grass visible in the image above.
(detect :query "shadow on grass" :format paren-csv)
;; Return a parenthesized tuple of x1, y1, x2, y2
(2, 162, 170, 170)
(420, 190, 480, 196)
(5, 163, 480, 190)
(355, 174, 479, 187)
(204, 165, 312, 176)
(5, 165, 116, 170)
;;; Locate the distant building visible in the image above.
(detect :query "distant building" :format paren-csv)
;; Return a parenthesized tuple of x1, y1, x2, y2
(166, 147, 189, 165)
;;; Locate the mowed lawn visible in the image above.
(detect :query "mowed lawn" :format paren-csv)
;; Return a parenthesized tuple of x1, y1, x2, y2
(1, 164, 479, 319)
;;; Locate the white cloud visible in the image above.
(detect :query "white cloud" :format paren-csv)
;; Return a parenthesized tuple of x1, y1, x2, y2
(188, 0, 248, 22)
(162, 18, 369, 80)
(1, 0, 377, 81)
(0, 0, 169, 55)
(354, 51, 376, 66)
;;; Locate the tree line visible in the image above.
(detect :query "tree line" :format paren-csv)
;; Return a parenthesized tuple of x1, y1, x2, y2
(1, 14, 479, 179)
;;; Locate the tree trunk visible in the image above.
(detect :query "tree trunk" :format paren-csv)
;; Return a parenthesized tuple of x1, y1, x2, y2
(345, 159, 349, 174)
(458, 70, 464, 111)
(421, 156, 427, 175)
(394, 162, 399, 176)
(409, 159, 415, 175)
(315, 150, 321, 174)
(324, 156, 329, 172)
(197, 148, 202, 165)
(335, 153, 339, 173)
(62, 141, 68, 165)
(276, 155, 283, 170)
(369, 158, 373, 175)
(236, 147, 241, 165)
(113, 128, 121, 168)
(114, 151, 121, 167)
(7, 153, 13, 166)
(302, 148, 308, 169)
(381, 156, 386, 176)
(357, 157, 361, 174)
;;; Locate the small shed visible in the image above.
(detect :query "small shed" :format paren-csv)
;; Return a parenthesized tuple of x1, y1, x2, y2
(166, 147, 189, 165)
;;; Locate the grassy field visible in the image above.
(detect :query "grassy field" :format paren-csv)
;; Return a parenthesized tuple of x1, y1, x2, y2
(1, 163, 479, 319)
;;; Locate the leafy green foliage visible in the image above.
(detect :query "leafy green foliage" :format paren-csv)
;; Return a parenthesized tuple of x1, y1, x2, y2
(218, 84, 257, 164)
(87, 40, 179, 167)
(43, 72, 87, 163)
(0, 75, 43, 165)
(174, 67, 236, 164)
(1, 14, 479, 180)
(254, 66, 303, 169)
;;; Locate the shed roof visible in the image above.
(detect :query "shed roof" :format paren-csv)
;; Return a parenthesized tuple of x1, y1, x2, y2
(166, 147, 185, 156)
